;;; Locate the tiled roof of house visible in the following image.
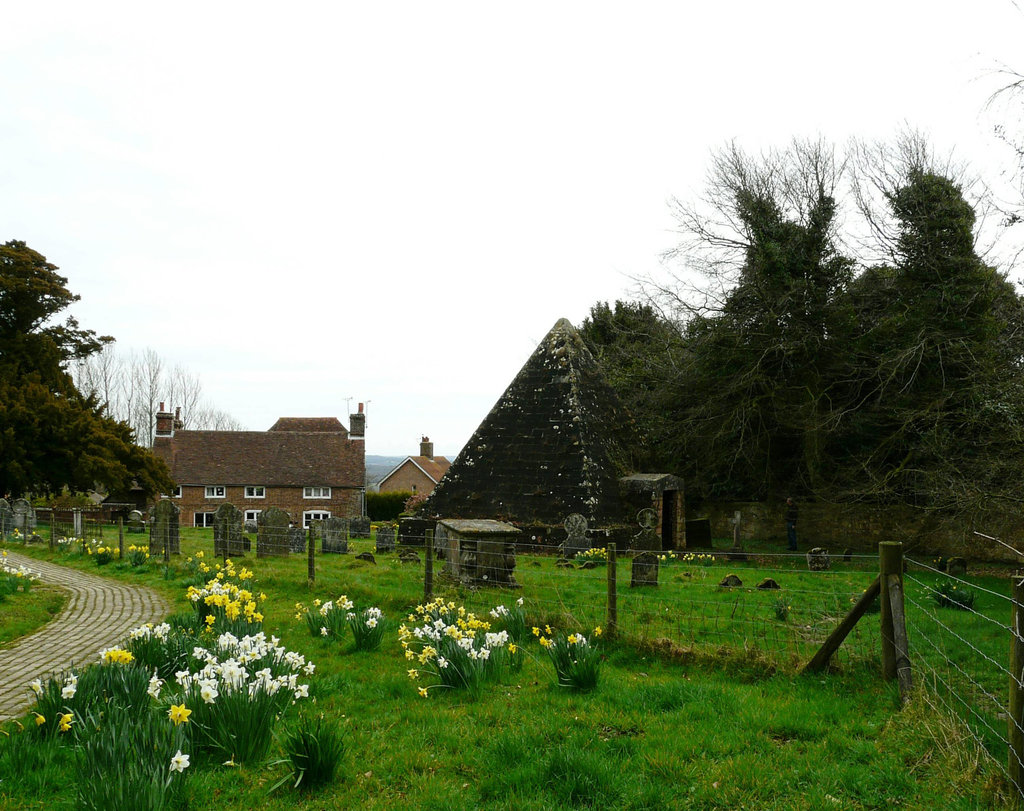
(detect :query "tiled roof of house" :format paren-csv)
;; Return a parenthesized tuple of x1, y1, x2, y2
(379, 455, 451, 487)
(153, 429, 362, 487)
(268, 417, 348, 435)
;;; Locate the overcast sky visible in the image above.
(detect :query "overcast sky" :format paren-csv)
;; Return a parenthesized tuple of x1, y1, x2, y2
(4, 2, 1023, 457)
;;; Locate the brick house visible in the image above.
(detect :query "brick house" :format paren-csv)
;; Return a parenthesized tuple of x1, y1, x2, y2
(152, 403, 366, 529)
(377, 437, 451, 496)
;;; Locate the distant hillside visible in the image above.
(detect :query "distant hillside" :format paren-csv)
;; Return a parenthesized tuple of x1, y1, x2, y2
(365, 455, 405, 485)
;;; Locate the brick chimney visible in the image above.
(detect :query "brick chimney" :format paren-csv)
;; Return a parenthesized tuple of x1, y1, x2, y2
(420, 436, 434, 460)
(155, 402, 175, 438)
(349, 402, 365, 439)
(174, 407, 184, 431)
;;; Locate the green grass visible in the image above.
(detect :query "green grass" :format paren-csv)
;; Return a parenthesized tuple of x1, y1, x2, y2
(0, 585, 66, 647)
(0, 527, 1018, 809)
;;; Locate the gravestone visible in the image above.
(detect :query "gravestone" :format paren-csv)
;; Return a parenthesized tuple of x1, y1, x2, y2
(244, 520, 257, 534)
(756, 577, 781, 590)
(127, 510, 145, 534)
(375, 523, 395, 554)
(149, 500, 180, 556)
(0, 498, 13, 536)
(257, 507, 291, 558)
(213, 503, 246, 558)
(350, 516, 371, 539)
(806, 547, 831, 571)
(947, 557, 968, 577)
(355, 551, 376, 563)
(562, 513, 589, 559)
(12, 499, 35, 534)
(289, 527, 307, 554)
(719, 573, 743, 588)
(321, 517, 349, 554)
(727, 510, 748, 561)
(631, 552, 660, 587)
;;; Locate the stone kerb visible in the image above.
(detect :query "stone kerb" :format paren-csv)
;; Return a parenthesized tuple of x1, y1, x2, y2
(257, 507, 291, 557)
(149, 500, 180, 556)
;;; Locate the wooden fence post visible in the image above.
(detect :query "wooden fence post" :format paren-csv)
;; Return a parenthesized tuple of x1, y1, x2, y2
(879, 542, 902, 681)
(424, 529, 434, 603)
(118, 518, 124, 560)
(607, 543, 617, 637)
(1009, 574, 1024, 795)
(307, 525, 316, 588)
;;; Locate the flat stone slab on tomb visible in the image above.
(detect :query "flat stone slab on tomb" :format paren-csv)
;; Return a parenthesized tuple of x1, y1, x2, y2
(436, 519, 520, 588)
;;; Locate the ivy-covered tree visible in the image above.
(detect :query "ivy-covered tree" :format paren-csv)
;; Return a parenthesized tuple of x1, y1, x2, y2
(0, 240, 172, 498)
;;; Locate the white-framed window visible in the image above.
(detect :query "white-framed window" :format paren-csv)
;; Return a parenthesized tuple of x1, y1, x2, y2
(195, 512, 215, 528)
(172, 485, 182, 498)
(244, 486, 265, 499)
(244, 509, 261, 524)
(303, 510, 331, 528)
(303, 486, 331, 499)
(205, 485, 226, 499)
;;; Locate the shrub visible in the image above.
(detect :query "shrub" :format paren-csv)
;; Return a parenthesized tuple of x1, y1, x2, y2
(366, 490, 412, 522)
(274, 713, 346, 793)
(933, 580, 976, 611)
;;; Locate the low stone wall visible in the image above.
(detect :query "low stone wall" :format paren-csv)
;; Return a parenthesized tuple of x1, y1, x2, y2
(691, 501, 1024, 562)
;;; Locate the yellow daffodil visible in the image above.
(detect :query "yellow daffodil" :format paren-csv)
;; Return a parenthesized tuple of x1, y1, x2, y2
(418, 687, 429, 698)
(593, 626, 603, 637)
(33, 713, 45, 727)
(58, 713, 73, 733)
(408, 668, 418, 680)
(168, 704, 191, 726)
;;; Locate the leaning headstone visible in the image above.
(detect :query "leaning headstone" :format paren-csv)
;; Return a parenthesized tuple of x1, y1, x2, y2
(806, 547, 831, 571)
(631, 551, 660, 587)
(321, 517, 349, 554)
(257, 507, 291, 558)
(355, 552, 376, 564)
(719, 574, 743, 588)
(756, 577, 781, 590)
(12, 498, 35, 534)
(0, 498, 13, 536)
(149, 500, 180, 556)
(947, 557, 968, 577)
(399, 549, 421, 565)
(213, 503, 246, 558)
(127, 510, 145, 534)
(350, 516, 372, 539)
(289, 527, 307, 554)
(375, 523, 396, 554)
(562, 514, 589, 560)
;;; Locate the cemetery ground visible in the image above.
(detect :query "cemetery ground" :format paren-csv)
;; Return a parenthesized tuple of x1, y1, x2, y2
(0, 529, 1016, 810)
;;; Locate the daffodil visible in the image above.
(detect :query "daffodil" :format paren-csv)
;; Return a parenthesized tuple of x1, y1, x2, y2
(168, 703, 192, 726)
(33, 713, 45, 726)
(169, 750, 190, 773)
(418, 686, 429, 698)
(58, 713, 73, 733)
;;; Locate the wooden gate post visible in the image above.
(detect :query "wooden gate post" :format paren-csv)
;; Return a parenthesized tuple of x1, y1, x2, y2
(879, 542, 902, 681)
(607, 543, 618, 637)
(118, 517, 124, 560)
(1009, 574, 1024, 795)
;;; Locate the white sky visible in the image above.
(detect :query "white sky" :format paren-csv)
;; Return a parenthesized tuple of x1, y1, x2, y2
(3, 1, 1023, 456)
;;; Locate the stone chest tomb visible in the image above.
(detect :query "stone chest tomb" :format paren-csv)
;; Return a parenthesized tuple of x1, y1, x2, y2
(437, 519, 520, 588)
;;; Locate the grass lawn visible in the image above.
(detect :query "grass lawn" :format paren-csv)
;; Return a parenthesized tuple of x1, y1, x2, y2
(0, 528, 1017, 809)
(0, 585, 66, 648)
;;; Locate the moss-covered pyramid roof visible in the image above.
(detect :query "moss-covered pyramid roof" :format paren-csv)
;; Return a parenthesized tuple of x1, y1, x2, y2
(422, 318, 642, 526)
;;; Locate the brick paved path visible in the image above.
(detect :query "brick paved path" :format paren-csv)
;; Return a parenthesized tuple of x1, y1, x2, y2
(0, 551, 171, 721)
